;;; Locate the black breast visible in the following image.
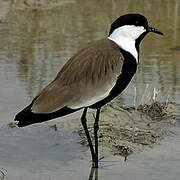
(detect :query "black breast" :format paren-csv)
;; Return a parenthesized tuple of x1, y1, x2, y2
(90, 48, 137, 109)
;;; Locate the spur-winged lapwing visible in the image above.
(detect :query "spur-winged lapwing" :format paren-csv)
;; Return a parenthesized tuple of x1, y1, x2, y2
(14, 14, 163, 168)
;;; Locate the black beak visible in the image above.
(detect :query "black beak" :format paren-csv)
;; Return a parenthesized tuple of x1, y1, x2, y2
(148, 26, 163, 35)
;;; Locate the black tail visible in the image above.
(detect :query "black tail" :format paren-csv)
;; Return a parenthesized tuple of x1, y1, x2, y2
(14, 103, 79, 127)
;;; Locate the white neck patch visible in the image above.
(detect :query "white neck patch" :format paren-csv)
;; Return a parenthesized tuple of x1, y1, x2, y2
(108, 25, 146, 63)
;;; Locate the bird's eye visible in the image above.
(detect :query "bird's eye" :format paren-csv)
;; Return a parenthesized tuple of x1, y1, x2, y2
(135, 21, 139, 26)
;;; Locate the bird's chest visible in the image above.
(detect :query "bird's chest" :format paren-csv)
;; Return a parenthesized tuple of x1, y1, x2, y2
(120, 56, 137, 80)
(112, 49, 138, 92)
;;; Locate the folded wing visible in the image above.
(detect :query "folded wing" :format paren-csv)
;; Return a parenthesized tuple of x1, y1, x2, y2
(31, 39, 124, 113)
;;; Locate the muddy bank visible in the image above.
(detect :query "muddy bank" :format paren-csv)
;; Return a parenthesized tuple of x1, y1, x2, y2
(46, 102, 179, 160)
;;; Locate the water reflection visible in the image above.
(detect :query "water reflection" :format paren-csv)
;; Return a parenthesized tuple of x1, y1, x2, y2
(0, 0, 179, 106)
(89, 167, 98, 180)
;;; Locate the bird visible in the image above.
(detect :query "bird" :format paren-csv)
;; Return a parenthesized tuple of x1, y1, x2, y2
(14, 14, 163, 168)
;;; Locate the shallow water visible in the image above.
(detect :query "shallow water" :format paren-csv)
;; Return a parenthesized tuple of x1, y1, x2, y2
(0, 0, 180, 179)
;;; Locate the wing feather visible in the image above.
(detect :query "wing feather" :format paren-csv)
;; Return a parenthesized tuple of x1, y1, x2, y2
(31, 39, 124, 113)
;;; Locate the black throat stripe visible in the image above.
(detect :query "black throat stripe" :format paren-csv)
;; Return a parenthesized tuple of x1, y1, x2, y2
(90, 48, 137, 109)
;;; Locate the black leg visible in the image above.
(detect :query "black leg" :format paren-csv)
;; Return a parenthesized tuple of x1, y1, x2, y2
(94, 107, 101, 168)
(81, 107, 96, 165)
(95, 167, 98, 180)
(88, 167, 95, 180)
(88, 167, 98, 180)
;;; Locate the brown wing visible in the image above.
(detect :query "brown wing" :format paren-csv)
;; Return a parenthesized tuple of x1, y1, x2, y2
(31, 39, 124, 113)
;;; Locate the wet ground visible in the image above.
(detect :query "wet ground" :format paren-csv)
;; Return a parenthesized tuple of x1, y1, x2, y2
(0, 0, 180, 179)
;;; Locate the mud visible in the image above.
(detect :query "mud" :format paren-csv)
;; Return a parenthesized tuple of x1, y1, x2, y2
(46, 101, 179, 160)
(126, 101, 180, 122)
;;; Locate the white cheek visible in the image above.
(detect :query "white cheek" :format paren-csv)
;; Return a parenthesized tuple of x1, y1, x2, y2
(108, 25, 146, 63)
(135, 26, 146, 37)
(123, 26, 146, 39)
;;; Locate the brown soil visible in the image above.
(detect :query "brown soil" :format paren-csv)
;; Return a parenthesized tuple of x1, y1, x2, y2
(45, 102, 179, 160)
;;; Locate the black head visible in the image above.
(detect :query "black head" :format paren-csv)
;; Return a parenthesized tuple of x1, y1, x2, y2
(109, 14, 149, 36)
(109, 13, 163, 37)
(108, 14, 163, 54)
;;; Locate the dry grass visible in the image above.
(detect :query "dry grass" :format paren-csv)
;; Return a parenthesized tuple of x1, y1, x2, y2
(127, 85, 178, 121)
(77, 86, 179, 159)
(44, 86, 179, 160)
